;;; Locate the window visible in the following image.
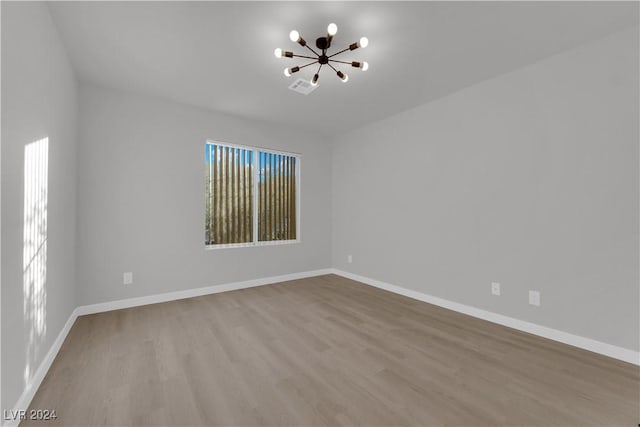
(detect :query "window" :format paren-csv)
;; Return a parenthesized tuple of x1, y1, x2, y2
(205, 141, 299, 247)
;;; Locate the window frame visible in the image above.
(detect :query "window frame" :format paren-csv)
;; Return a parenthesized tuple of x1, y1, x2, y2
(204, 139, 301, 250)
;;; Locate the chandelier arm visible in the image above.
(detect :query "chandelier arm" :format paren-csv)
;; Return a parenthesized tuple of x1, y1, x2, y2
(291, 54, 318, 60)
(304, 45, 321, 57)
(298, 60, 320, 70)
(328, 59, 352, 65)
(316, 64, 323, 74)
(328, 47, 350, 58)
(327, 63, 339, 73)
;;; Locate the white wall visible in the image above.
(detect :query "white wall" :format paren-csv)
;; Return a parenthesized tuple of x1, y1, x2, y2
(76, 83, 331, 306)
(331, 26, 639, 351)
(1, 2, 78, 412)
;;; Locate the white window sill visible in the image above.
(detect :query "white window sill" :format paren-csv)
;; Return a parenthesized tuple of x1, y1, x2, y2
(205, 239, 300, 250)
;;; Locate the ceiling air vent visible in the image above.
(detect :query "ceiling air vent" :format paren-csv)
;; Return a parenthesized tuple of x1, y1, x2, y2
(288, 78, 318, 95)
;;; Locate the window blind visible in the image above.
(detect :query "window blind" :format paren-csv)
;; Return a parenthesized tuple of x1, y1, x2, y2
(258, 152, 296, 241)
(205, 144, 253, 244)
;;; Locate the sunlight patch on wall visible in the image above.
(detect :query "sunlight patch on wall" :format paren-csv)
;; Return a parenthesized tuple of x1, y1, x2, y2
(23, 137, 49, 386)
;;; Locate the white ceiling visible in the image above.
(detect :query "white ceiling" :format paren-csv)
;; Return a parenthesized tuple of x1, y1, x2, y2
(48, 1, 638, 137)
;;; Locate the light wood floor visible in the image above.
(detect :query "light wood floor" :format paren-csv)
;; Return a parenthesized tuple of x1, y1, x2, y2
(26, 274, 639, 426)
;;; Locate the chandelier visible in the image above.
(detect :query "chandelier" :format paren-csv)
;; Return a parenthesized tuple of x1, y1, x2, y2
(274, 23, 368, 86)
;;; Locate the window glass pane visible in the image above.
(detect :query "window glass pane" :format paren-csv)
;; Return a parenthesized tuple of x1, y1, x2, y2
(258, 152, 296, 241)
(205, 144, 253, 245)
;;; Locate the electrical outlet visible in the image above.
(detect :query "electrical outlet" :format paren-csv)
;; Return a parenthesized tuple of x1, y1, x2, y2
(529, 290, 540, 307)
(491, 282, 501, 296)
(123, 272, 133, 285)
(347, 255, 353, 264)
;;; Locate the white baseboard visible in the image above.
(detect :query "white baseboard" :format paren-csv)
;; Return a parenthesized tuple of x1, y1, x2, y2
(330, 268, 639, 366)
(4, 268, 332, 427)
(75, 269, 332, 316)
(4, 307, 80, 427)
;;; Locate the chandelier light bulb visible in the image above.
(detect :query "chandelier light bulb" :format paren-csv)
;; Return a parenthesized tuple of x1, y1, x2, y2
(351, 61, 369, 71)
(289, 30, 300, 42)
(359, 37, 369, 48)
(327, 23, 338, 36)
(274, 48, 283, 58)
(311, 74, 319, 86)
(284, 66, 300, 77)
